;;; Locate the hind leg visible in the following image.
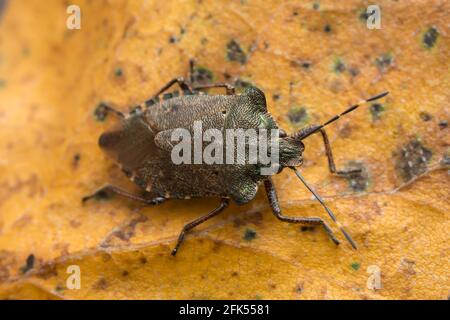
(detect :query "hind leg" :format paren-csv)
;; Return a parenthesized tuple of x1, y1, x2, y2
(82, 184, 166, 205)
(192, 83, 235, 95)
(151, 77, 193, 98)
(94, 102, 125, 121)
(188, 59, 235, 95)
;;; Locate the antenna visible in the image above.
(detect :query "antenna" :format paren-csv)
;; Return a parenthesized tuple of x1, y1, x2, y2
(297, 91, 389, 140)
(292, 168, 358, 249)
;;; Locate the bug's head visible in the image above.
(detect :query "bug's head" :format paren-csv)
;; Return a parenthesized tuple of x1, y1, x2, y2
(277, 91, 390, 171)
(278, 134, 305, 168)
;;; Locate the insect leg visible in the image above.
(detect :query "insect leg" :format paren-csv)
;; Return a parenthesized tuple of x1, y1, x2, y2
(188, 59, 195, 84)
(192, 83, 236, 95)
(294, 125, 361, 175)
(171, 198, 230, 256)
(263, 178, 340, 245)
(82, 184, 166, 205)
(317, 128, 362, 175)
(95, 103, 125, 119)
(151, 77, 193, 98)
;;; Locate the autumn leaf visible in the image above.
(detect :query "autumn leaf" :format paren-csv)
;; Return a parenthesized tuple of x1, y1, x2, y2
(0, 0, 448, 299)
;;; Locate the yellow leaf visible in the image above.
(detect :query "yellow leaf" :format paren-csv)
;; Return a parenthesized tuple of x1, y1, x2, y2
(0, 0, 448, 299)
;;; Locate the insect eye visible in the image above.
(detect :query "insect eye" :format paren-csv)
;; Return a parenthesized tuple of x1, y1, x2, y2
(221, 110, 227, 115)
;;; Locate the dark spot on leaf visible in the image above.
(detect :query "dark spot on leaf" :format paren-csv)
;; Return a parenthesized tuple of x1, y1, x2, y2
(395, 139, 432, 182)
(423, 26, 439, 49)
(114, 67, 123, 77)
(54, 284, 64, 292)
(231, 271, 239, 277)
(419, 112, 432, 122)
(169, 35, 177, 43)
(333, 58, 346, 73)
(20, 254, 35, 274)
(358, 9, 369, 22)
(70, 220, 81, 228)
(324, 24, 332, 33)
(375, 53, 393, 72)
(300, 226, 315, 232)
(438, 120, 448, 130)
(441, 152, 450, 166)
(191, 66, 214, 85)
(122, 270, 129, 277)
(0, 79, 6, 88)
(343, 161, 370, 192)
(35, 263, 58, 279)
(288, 106, 309, 126)
(290, 59, 312, 69)
(22, 47, 30, 57)
(140, 257, 147, 264)
(370, 103, 385, 121)
(313, 2, 320, 10)
(243, 228, 257, 241)
(226, 40, 247, 64)
(72, 153, 81, 168)
(272, 94, 280, 101)
(351, 262, 360, 271)
(348, 67, 359, 77)
(295, 283, 304, 293)
(93, 278, 108, 290)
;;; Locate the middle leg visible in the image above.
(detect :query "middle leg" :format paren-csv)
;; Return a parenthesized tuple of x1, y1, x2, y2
(172, 198, 230, 256)
(317, 128, 362, 175)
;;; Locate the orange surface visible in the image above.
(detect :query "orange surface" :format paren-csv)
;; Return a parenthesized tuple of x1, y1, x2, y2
(0, 0, 448, 299)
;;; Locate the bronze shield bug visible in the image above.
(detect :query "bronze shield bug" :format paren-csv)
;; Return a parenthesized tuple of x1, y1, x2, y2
(83, 60, 388, 255)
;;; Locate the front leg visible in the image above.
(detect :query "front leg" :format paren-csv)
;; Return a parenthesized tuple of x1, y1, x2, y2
(317, 128, 362, 175)
(294, 125, 361, 175)
(264, 178, 340, 246)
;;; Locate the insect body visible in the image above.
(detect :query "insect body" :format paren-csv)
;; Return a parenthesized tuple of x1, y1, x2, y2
(84, 61, 388, 255)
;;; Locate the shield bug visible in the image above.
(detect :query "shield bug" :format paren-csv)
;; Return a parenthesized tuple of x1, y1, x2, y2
(83, 60, 388, 255)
